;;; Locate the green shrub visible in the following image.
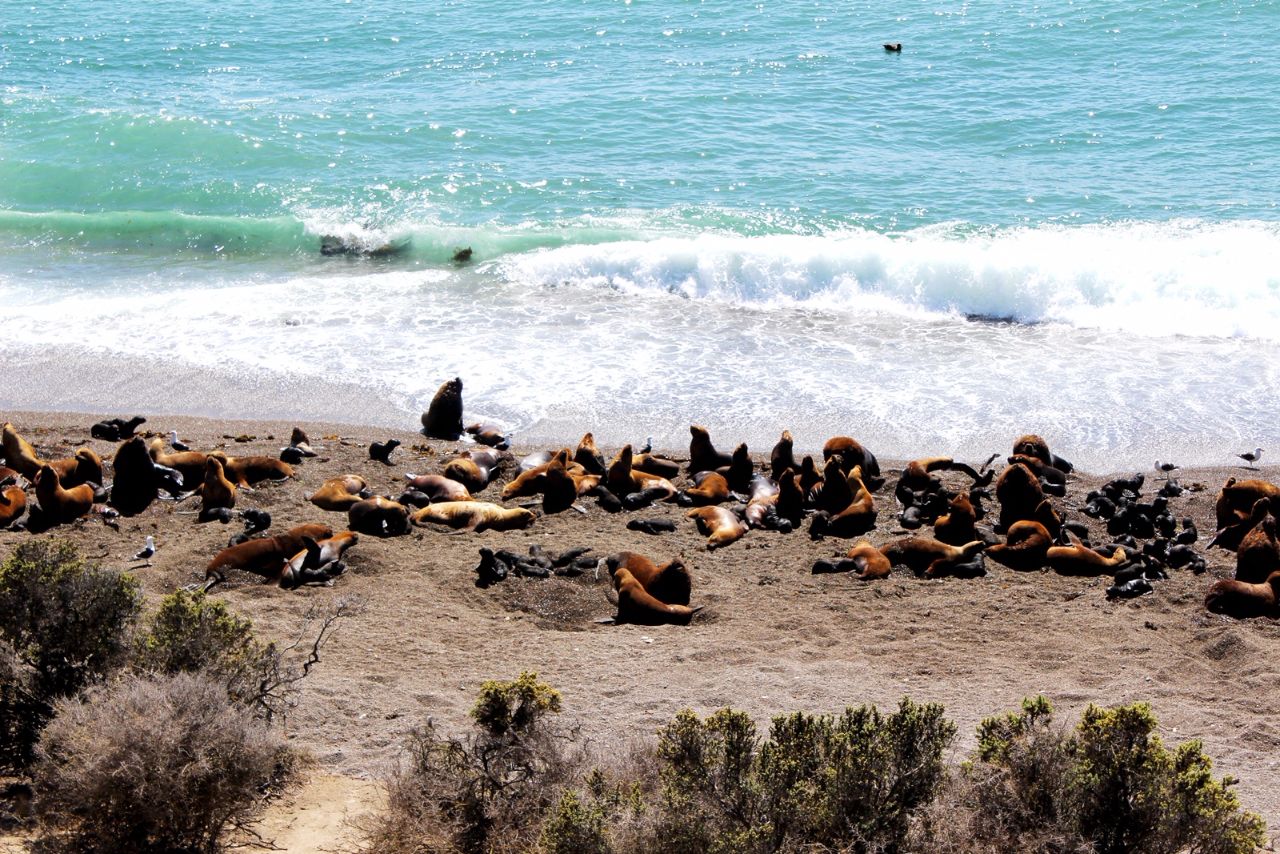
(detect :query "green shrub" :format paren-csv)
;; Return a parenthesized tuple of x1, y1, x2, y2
(0, 541, 140, 769)
(34, 671, 296, 854)
(538, 786, 610, 854)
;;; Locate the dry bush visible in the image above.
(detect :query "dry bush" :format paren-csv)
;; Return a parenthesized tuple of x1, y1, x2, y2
(34, 671, 296, 854)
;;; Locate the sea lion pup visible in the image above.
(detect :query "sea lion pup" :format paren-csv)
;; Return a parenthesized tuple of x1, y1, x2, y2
(574, 433, 607, 475)
(281, 531, 359, 589)
(880, 536, 986, 578)
(199, 458, 237, 521)
(147, 438, 210, 490)
(607, 444, 676, 497)
(309, 475, 372, 511)
(934, 491, 978, 546)
(1214, 477, 1280, 529)
(220, 455, 294, 487)
(686, 505, 747, 549)
(465, 422, 510, 450)
(421, 377, 464, 440)
(348, 496, 410, 537)
(1204, 571, 1280, 619)
(604, 552, 692, 606)
(1, 423, 44, 480)
(1208, 497, 1270, 552)
(0, 482, 26, 529)
(33, 464, 95, 525)
(1235, 508, 1280, 583)
(404, 473, 473, 502)
(822, 435, 882, 481)
(110, 435, 160, 516)
(411, 501, 536, 532)
(1045, 540, 1128, 576)
(678, 471, 731, 506)
(716, 444, 754, 493)
(771, 430, 799, 481)
(202, 522, 335, 591)
(687, 425, 733, 474)
(611, 567, 701, 626)
(995, 462, 1046, 533)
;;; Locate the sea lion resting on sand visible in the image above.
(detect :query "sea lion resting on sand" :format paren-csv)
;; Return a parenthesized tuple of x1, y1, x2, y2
(607, 445, 677, 498)
(686, 506, 746, 549)
(202, 523, 334, 590)
(411, 501, 535, 532)
(985, 504, 1059, 571)
(148, 439, 210, 490)
(995, 462, 1047, 532)
(1, 423, 44, 480)
(604, 552, 700, 626)
(1045, 541, 1127, 576)
(822, 435, 881, 482)
(678, 471, 731, 506)
(310, 475, 373, 511)
(279, 531, 359, 589)
(404, 473, 472, 502)
(881, 536, 986, 578)
(1234, 509, 1279, 583)
(502, 449, 583, 499)
(812, 540, 892, 580)
(421, 377, 464, 440)
(1214, 477, 1280, 530)
(809, 465, 877, 538)
(46, 448, 103, 490)
(348, 497, 410, 537)
(219, 455, 294, 487)
(1204, 571, 1280, 619)
(444, 449, 503, 494)
(33, 465, 95, 526)
(0, 479, 26, 529)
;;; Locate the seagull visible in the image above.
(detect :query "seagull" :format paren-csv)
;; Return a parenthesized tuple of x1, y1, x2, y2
(169, 430, 190, 452)
(1237, 447, 1263, 469)
(1154, 460, 1178, 480)
(639, 436, 653, 455)
(883, 42, 903, 52)
(132, 535, 155, 562)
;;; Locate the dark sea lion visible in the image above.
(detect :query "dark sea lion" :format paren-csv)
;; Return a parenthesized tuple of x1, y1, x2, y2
(607, 444, 676, 497)
(995, 463, 1046, 532)
(319, 234, 409, 257)
(147, 438, 210, 490)
(110, 436, 160, 516)
(1008, 453, 1067, 487)
(717, 443, 754, 493)
(688, 425, 733, 474)
(1235, 511, 1280, 584)
(421, 377, 464, 440)
(883, 42, 902, 52)
(934, 492, 978, 546)
(410, 501, 535, 532)
(369, 439, 401, 465)
(574, 433, 607, 475)
(89, 415, 146, 442)
(281, 531, 358, 588)
(744, 475, 782, 529)
(310, 475, 372, 511)
(1204, 571, 1280, 619)
(348, 496, 411, 537)
(541, 456, 579, 513)
(809, 465, 877, 539)
(797, 455, 823, 500)
(203, 523, 334, 590)
(34, 464, 94, 525)
(770, 430, 798, 481)
(633, 452, 681, 480)
(686, 505, 746, 549)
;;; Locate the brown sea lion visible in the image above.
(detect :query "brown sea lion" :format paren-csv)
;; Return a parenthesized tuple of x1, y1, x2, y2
(47, 448, 103, 489)
(771, 430, 798, 481)
(847, 540, 892, 579)
(221, 455, 294, 487)
(633, 452, 681, 480)
(34, 464, 95, 525)
(348, 496, 410, 537)
(1046, 542, 1127, 576)
(686, 505, 746, 549)
(0, 483, 26, 529)
(542, 456, 581, 513)
(444, 449, 502, 494)
(310, 475, 372, 511)
(688, 425, 733, 474)
(110, 435, 159, 516)
(680, 471, 731, 506)
(410, 500, 535, 532)
(147, 439, 209, 489)
(421, 377, 464, 440)
(822, 435, 881, 480)
(199, 457, 237, 519)
(811, 465, 877, 538)
(744, 475, 780, 529)
(502, 449, 581, 499)
(934, 491, 978, 546)
(1, 423, 44, 480)
(881, 536, 986, 577)
(607, 445, 676, 497)
(1235, 511, 1280, 584)
(612, 567, 701, 626)
(1012, 434, 1053, 467)
(605, 552, 692, 606)
(574, 433, 606, 475)
(1208, 496, 1270, 552)
(1008, 453, 1066, 487)
(984, 520, 1053, 571)
(203, 523, 334, 590)
(281, 531, 358, 588)
(898, 456, 953, 493)
(1215, 477, 1280, 529)
(1204, 571, 1280, 619)
(995, 463, 1046, 532)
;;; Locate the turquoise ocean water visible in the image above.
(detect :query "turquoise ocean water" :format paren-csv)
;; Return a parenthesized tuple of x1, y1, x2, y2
(2, 1, 1279, 470)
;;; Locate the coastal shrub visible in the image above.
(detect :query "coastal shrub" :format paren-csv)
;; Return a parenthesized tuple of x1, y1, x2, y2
(363, 672, 581, 854)
(910, 697, 1267, 854)
(33, 671, 296, 854)
(0, 541, 140, 768)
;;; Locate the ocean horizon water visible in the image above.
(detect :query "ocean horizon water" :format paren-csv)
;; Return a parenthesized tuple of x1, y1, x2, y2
(3, 0, 1279, 471)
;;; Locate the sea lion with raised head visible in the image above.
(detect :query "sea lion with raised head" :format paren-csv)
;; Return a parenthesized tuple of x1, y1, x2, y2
(1204, 571, 1280, 619)
(410, 501, 536, 532)
(1208, 496, 1270, 552)
(607, 445, 676, 497)
(798, 455, 823, 501)
(809, 465, 878, 539)
(717, 444, 754, 493)
(34, 464, 95, 525)
(771, 430, 798, 481)
(45, 448, 103, 490)
(688, 425, 734, 474)
(604, 552, 692, 606)
(309, 475, 372, 511)
(686, 505, 746, 549)
(995, 462, 1047, 533)
(199, 457, 237, 521)
(110, 435, 160, 516)
(611, 567, 701, 626)
(348, 496, 410, 537)
(934, 491, 978, 546)
(202, 523, 335, 590)
(421, 377, 464, 440)
(574, 433, 606, 475)
(1, 423, 43, 480)
(1235, 509, 1280, 583)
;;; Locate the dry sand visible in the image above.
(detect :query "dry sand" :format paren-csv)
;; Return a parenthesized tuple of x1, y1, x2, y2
(2, 411, 1278, 850)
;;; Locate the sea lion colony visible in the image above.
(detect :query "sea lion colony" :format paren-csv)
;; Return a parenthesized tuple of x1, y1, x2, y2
(1, 379, 1277, 625)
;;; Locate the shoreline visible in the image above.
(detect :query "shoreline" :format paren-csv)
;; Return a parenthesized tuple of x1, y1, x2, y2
(1, 409, 1278, 833)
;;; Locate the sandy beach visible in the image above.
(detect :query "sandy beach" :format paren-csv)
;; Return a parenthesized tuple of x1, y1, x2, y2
(1, 410, 1277, 846)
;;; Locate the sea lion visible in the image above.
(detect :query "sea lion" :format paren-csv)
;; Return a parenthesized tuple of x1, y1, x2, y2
(770, 430, 798, 481)
(717, 444, 754, 493)
(33, 464, 95, 525)
(1, 423, 43, 480)
(1045, 541, 1128, 576)
(1208, 497, 1270, 552)
(633, 452, 681, 480)
(612, 567, 701, 626)
(221, 455, 294, 487)
(501, 449, 579, 499)
(369, 439, 400, 465)
(147, 439, 210, 490)
(686, 505, 746, 549)
(898, 456, 953, 494)
(1012, 435, 1052, 468)
(822, 436, 881, 481)
(199, 457, 237, 521)
(45, 448, 103, 490)
(1204, 571, 1280, 619)
(421, 377, 464, 440)
(604, 552, 692, 606)
(984, 520, 1054, 571)
(809, 465, 877, 538)
(110, 436, 160, 516)
(310, 475, 372, 511)
(518, 450, 555, 473)
(403, 473, 472, 502)
(688, 425, 733, 474)
(465, 423, 510, 449)
(678, 471, 731, 506)
(348, 496, 410, 537)
(798, 455, 823, 500)
(607, 445, 676, 497)
(89, 415, 146, 442)
(744, 475, 783, 530)
(410, 501, 536, 532)
(934, 491, 978, 545)
(443, 448, 503, 494)
(0, 483, 26, 529)
(1235, 510, 1280, 584)
(574, 433, 606, 475)
(1214, 477, 1280, 529)
(319, 234, 408, 257)
(202, 523, 334, 590)
(280, 531, 359, 589)
(541, 456, 581, 513)
(995, 463, 1047, 532)
(775, 469, 805, 528)
(815, 540, 892, 579)
(880, 536, 986, 578)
